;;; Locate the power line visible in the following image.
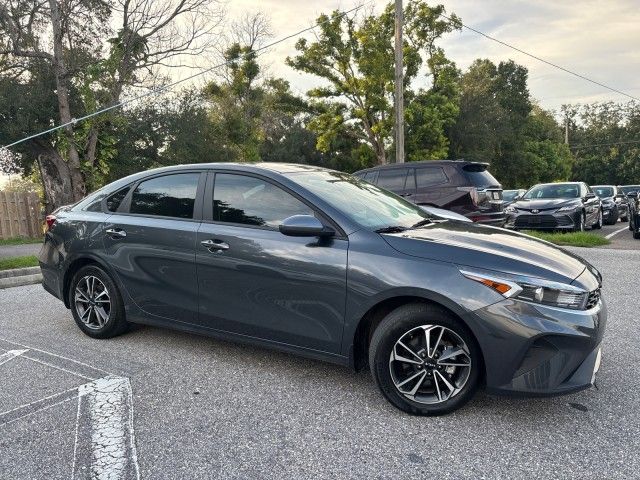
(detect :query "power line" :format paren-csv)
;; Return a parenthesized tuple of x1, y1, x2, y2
(1, 0, 373, 152)
(570, 139, 640, 149)
(433, 9, 640, 103)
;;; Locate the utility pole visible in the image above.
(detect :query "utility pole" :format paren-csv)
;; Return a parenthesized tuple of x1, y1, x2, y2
(394, 0, 404, 163)
(564, 115, 569, 144)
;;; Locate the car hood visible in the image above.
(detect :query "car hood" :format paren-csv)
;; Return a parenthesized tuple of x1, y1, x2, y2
(512, 198, 580, 210)
(381, 220, 587, 284)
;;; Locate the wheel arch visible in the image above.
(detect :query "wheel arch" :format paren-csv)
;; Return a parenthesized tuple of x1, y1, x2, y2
(62, 254, 114, 308)
(348, 292, 486, 382)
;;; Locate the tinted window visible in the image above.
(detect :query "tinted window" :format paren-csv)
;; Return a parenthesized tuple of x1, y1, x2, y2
(106, 187, 130, 212)
(416, 167, 447, 187)
(363, 171, 378, 183)
(462, 164, 500, 187)
(377, 169, 407, 191)
(502, 190, 520, 202)
(213, 174, 313, 227)
(524, 184, 580, 199)
(593, 186, 614, 197)
(85, 193, 107, 212)
(130, 174, 199, 218)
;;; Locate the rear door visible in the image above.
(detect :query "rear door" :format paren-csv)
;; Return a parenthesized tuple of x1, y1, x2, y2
(195, 172, 348, 353)
(376, 168, 414, 198)
(413, 166, 450, 206)
(102, 171, 205, 323)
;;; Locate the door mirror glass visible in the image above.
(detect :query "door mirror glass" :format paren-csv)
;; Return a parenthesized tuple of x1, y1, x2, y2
(279, 215, 334, 237)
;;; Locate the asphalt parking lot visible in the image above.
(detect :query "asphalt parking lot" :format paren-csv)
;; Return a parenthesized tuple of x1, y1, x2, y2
(591, 221, 638, 249)
(0, 246, 638, 479)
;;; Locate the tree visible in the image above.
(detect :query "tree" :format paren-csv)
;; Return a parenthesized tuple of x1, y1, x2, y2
(0, 0, 224, 211)
(286, 2, 461, 165)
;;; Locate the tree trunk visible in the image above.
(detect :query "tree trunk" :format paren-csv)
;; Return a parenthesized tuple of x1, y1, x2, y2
(48, 0, 86, 202)
(30, 141, 76, 213)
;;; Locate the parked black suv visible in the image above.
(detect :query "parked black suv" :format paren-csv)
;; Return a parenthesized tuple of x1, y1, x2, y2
(354, 160, 505, 225)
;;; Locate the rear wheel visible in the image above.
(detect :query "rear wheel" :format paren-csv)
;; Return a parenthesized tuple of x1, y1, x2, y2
(69, 265, 129, 338)
(369, 303, 481, 415)
(593, 210, 603, 229)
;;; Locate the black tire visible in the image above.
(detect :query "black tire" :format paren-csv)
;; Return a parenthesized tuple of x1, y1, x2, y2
(593, 210, 603, 229)
(573, 212, 585, 232)
(68, 265, 129, 339)
(604, 209, 618, 226)
(369, 302, 481, 416)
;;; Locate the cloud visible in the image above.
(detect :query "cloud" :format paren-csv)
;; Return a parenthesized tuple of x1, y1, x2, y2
(223, 0, 639, 110)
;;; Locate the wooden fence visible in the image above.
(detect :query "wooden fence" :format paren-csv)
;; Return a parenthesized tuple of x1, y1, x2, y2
(0, 191, 43, 239)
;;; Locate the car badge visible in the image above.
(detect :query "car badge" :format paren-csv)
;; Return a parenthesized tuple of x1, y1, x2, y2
(531, 209, 539, 214)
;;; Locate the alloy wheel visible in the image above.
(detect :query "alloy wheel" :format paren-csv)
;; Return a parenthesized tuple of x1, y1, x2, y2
(74, 275, 111, 330)
(389, 325, 472, 404)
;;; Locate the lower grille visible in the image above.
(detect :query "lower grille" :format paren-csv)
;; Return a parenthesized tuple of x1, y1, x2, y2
(514, 214, 558, 228)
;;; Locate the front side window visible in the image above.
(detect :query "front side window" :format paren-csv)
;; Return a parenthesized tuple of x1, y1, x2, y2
(129, 173, 199, 219)
(377, 169, 407, 191)
(213, 174, 313, 227)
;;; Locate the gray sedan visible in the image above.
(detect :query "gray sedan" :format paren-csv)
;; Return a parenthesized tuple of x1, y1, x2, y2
(39, 163, 606, 415)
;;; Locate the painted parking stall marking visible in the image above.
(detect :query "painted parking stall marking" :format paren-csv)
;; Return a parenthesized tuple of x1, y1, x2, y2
(0, 339, 140, 479)
(0, 349, 28, 367)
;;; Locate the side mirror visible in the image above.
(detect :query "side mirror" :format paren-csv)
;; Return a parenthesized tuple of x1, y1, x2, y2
(584, 192, 596, 200)
(514, 194, 523, 201)
(627, 191, 638, 198)
(279, 215, 335, 237)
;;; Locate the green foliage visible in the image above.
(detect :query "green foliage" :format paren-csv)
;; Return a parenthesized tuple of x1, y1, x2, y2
(286, 2, 461, 164)
(0, 237, 43, 246)
(567, 102, 640, 184)
(524, 231, 610, 248)
(0, 255, 40, 271)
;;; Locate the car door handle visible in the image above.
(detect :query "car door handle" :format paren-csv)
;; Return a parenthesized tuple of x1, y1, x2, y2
(105, 228, 127, 239)
(201, 239, 230, 251)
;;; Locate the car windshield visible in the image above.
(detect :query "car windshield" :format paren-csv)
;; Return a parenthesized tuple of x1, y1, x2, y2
(290, 170, 432, 231)
(523, 184, 580, 199)
(502, 190, 520, 201)
(620, 185, 640, 194)
(593, 187, 614, 197)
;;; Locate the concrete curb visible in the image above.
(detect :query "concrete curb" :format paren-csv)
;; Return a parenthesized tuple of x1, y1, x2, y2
(0, 266, 42, 289)
(0, 266, 41, 279)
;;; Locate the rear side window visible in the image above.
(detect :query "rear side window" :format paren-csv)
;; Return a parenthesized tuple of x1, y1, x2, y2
(213, 174, 313, 227)
(130, 173, 199, 219)
(462, 164, 500, 187)
(362, 171, 378, 184)
(106, 187, 130, 212)
(377, 169, 407, 191)
(416, 167, 447, 187)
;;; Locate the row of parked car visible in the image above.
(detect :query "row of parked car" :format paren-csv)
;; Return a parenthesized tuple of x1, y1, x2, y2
(353, 160, 640, 239)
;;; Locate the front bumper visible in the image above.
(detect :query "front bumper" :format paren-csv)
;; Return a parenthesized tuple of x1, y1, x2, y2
(465, 294, 606, 396)
(504, 211, 578, 230)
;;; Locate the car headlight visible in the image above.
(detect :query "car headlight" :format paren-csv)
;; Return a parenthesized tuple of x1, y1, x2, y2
(557, 205, 578, 212)
(505, 206, 517, 214)
(460, 268, 589, 310)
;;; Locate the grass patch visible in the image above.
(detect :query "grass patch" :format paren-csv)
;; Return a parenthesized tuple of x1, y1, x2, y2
(0, 236, 42, 246)
(524, 230, 610, 248)
(0, 255, 39, 271)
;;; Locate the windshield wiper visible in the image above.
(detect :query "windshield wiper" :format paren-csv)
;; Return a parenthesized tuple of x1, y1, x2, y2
(375, 225, 408, 234)
(410, 218, 433, 229)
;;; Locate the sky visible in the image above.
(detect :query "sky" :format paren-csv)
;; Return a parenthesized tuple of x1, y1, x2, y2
(225, 0, 640, 112)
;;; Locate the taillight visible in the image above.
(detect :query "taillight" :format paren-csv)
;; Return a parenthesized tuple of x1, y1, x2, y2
(45, 214, 57, 232)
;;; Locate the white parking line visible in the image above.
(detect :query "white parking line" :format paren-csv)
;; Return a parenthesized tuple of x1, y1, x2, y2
(0, 349, 28, 367)
(73, 376, 140, 480)
(605, 226, 628, 239)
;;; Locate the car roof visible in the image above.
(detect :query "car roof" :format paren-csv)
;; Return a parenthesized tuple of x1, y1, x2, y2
(354, 159, 488, 174)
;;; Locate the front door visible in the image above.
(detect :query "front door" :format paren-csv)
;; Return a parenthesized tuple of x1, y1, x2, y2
(195, 172, 348, 354)
(102, 171, 204, 323)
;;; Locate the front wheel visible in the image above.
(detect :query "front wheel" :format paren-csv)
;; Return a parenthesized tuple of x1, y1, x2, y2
(593, 210, 603, 229)
(573, 212, 585, 232)
(369, 303, 481, 415)
(69, 265, 129, 339)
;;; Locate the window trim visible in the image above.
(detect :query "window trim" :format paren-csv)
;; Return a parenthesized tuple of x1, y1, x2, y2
(108, 170, 206, 222)
(202, 170, 347, 238)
